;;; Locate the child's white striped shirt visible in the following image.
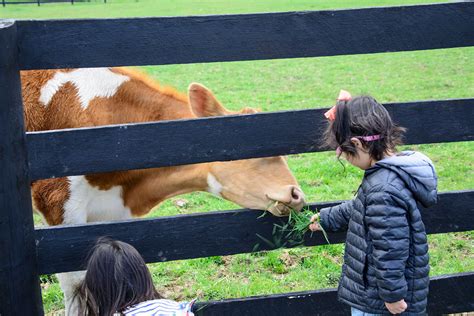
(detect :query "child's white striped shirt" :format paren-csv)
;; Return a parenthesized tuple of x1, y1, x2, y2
(121, 299, 195, 316)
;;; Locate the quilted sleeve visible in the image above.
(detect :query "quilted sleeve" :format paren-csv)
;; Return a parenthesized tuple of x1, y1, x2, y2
(319, 199, 355, 232)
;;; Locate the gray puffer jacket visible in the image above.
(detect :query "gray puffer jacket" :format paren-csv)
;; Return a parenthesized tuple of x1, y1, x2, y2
(320, 151, 437, 315)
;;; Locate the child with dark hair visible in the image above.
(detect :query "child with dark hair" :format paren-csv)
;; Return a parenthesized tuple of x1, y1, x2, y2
(74, 237, 194, 316)
(309, 91, 437, 315)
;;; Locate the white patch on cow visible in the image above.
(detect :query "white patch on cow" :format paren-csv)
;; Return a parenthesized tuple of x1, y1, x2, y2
(207, 173, 223, 197)
(63, 176, 132, 225)
(39, 68, 130, 109)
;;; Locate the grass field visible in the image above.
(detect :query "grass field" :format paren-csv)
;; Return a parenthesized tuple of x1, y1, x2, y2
(3, 0, 473, 314)
(1, 0, 451, 19)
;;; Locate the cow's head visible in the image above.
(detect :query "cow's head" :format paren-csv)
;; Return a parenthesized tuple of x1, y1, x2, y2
(188, 83, 305, 216)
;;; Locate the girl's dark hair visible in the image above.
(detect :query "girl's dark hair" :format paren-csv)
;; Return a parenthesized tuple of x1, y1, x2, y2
(75, 237, 162, 316)
(323, 95, 406, 161)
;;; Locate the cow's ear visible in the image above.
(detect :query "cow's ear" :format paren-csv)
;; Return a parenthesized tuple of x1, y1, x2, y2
(188, 83, 232, 117)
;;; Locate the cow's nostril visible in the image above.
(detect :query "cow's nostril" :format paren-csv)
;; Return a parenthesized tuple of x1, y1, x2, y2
(290, 187, 304, 203)
(292, 191, 299, 200)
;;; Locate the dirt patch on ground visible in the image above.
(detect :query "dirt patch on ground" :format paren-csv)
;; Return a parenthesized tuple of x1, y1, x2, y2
(279, 250, 300, 269)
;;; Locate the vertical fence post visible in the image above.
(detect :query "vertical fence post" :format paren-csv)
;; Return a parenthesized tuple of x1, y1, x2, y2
(0, 20, 44, 316)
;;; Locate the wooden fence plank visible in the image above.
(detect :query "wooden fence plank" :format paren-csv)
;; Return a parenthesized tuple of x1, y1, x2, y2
(27, 98, 474, 180)
(0, 20, 44, 316)
(15, 2, 474, 70)
(35, 190, 474, 275)
(193, 272, 474, 315)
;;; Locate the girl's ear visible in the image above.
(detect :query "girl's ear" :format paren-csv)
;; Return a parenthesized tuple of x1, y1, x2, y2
(350, 137, 363, 149)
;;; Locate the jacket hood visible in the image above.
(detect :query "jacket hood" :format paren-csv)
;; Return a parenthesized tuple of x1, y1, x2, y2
(367, 151, 438, 207)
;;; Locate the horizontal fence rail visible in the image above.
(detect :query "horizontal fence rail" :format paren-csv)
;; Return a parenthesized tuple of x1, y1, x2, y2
(15, 2, 474, 70)
(193, 272, 474, 315)
(35, 190, 474, 274)
(27, 98, 474, 180)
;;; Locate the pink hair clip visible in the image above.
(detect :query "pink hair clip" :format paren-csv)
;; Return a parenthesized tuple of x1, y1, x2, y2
(324, 90, 352, 121)
(337, 90, 352, 101)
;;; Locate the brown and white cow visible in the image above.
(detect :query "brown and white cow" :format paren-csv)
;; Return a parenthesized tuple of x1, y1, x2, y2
(21, 67, 304, 313)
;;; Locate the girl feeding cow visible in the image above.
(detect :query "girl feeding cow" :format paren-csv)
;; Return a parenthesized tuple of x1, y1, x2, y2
(310, 91, 438, 315)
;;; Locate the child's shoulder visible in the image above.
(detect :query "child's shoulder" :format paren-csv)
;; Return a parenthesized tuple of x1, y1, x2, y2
(362, 165, 405, 193)
(365, 151, 436, 187)
(362, 151, 437, 207)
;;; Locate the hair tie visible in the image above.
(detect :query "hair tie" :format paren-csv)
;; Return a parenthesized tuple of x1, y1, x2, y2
(324, 89, 352, 121)
(335, 134, 382, 157)
(355, 135, 382, 142)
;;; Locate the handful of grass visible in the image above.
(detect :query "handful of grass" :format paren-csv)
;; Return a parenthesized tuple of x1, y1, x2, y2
(288, 208, 330, 245)
(255, 207, 330, 250)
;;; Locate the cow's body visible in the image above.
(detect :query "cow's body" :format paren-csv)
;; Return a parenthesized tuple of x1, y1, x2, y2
(25, 68, 194, 226)
(22, 68, 304, 313)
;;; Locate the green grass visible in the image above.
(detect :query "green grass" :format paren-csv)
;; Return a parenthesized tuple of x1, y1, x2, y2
(9, 0, 473, 314)
(1, 0, 450, 19)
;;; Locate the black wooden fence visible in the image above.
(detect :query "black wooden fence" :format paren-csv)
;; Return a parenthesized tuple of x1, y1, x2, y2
(0, 2, 473, 315)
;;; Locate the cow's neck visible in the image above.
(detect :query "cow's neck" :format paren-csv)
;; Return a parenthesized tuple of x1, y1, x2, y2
(85, 163, 211, 217)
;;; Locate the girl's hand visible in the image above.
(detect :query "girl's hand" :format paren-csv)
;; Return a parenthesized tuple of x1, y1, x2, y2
(385, 299, 407, 314)
(309, 213, 321, 231)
